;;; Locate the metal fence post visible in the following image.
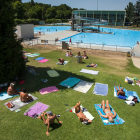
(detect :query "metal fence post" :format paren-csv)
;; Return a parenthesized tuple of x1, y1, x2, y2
(116, 46, 117, 51)
(90, 43, 91, 49)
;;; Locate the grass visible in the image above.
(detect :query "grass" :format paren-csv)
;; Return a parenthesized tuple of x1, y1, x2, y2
(1, 47, 140, 140)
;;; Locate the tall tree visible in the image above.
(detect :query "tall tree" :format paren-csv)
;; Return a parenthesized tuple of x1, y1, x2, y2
(125, 2, 135, 23)
(0, 0, 25, 83)
(45, 7, 56, 19)
(31, 0, 34, 7)
(135, 0, 140, 26)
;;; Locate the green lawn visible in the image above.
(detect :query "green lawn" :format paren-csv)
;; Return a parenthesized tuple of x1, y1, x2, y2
(1, 48, 140, 140)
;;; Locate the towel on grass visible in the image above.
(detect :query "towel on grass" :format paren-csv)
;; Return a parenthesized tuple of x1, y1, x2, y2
(59, 77, 81, 88)
(47, 70, 60, 77)
(35, 57, 45, 61)
(94, 104, 125, 125)
(93, 83, 108, 96)
(72, 105, 94, 121)
(114, 86, 128, 98)
(24, 102, 49, 118)
(56, 61, 69, 65)
(4, 94, 38, 111)
(127, 90, 140, 102)
(73, 80, 94, 93)
(38, 59, 49, 63)
(80, 69, 99, 75)
(39, 86, 59, 95)
(27, 68, 39, 76)
(0, 91, 19, 101)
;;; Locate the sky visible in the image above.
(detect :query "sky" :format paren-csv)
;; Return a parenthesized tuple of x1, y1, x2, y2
(22, 0, 137, 10)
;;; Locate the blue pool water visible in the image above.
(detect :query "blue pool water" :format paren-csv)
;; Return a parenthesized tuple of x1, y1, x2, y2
(34, 26, 71, 34)
(61, 27, 140, 47)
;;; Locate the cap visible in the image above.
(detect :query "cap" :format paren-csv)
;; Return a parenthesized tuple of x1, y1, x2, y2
(46, 111, 53, 116)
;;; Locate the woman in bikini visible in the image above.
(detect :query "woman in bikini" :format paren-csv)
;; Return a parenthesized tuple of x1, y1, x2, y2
(98, 100, 116, 123)
(74, 101, 92, 123)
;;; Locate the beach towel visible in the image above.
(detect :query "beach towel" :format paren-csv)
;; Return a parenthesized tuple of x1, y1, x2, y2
(24, 102, 49, 118)
(94, 104, 125, 125)
(86, 64, 98, 68)
(47, 70, 60, 77)
(80, 69, 99, 75)
(59, 77, 81, 88)
(56, 61, 69, 65)
(35, 57, 45, 60)
(4, 94, 38, 111)
(0, 91, 19, 101)
(73, 80, 94, 93)
(26, 53, 40, 57)
(72, 105, 94, 121)
(127, 91, 140, 102)
(38, 59, 49, 63)
(39, 86, 59, 95)
(114, 86, 128, 98)
(93, 83, 108, 96)
(27, 68, 39, 76)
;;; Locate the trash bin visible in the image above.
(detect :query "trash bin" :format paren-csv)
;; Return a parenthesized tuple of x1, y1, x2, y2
(77, 56, 82, 63)
(127, 52, 131, 57)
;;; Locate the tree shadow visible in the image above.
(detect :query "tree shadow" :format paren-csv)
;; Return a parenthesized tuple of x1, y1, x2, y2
(17, 65, 95, 93)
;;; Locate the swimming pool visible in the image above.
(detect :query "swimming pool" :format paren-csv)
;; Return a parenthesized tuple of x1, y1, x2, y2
(61, 27, 140, 47)
(34, 26, 71, 34)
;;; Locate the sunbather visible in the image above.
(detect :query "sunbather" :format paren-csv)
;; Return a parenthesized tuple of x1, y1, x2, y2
(82, 51, 88, 59)
(74, 101, 92, 124)
(19, 88, 33, 102)
(58, 58, 65, 65)
(90, 63, 97, 67)
(38, 111, 63, 136)
(69, 51, 73, 57)
(7, 82, 20, 95)
(98, 100, 116, 123)
(66, 51, 69, 56)
(114, 84, 125, 96)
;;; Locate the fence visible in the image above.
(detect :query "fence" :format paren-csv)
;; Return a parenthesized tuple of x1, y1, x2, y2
(22, 38, 133, 53)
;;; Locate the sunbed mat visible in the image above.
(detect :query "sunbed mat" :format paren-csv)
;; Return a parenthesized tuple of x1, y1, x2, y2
(93, 83, 108, 96)
(35, 57, 45, 60)
(24, 102, 49, 118)
(38, 59, 49, 63)
(80, 68, 99, 75)
(0, 91, 19, 101)
(73, 80, 94, 93)
(56, 61, 69, 65)
(59, 77, 81, 88)
(94, 104, 125, 125)
(47, 70, 60, 77)
(39, 86, 59, 95)
(4, 94, 38, 111)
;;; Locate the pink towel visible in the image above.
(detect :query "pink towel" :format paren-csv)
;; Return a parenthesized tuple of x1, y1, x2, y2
(38, 59, 49, 63)
(39, 86, 59, 95)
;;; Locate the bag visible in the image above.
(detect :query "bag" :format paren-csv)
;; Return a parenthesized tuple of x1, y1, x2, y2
(128, 80, 133, 84)
(6, 102, 14, 108)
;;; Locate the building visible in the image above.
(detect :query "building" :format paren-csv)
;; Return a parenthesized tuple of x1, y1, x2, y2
(16, 24, 34, 39)
(72, 10, 126, 26)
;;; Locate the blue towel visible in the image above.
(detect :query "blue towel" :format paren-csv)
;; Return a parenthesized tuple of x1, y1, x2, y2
(94, 104, 125, 125)
(59, 77, 81, 88)
(114, 86, 128, 97)
(118, 95, 126, 100)
(127, 91, 140, 102)
(0, 91, 19, 101)
(35, 57, 45, 60)
(93, 83, 108, 96)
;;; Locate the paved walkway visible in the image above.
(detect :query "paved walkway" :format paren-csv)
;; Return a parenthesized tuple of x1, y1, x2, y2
(132, 56, 140, 69)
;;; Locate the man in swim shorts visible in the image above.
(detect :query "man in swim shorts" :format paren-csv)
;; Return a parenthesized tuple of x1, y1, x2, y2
(58, 58, 65, 65)
(38, 111, 63, 136)
(74, 101, 92, 124)
(98, 100, 116, 123)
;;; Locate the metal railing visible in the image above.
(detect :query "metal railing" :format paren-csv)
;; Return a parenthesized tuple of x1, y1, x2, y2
(22, 38, 133, 53)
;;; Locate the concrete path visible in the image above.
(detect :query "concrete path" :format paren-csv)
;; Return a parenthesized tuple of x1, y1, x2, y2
(132, 56, 140, 69)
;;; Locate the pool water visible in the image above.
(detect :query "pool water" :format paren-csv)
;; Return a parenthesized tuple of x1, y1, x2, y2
(34, 26, 71, 34)
(61, 27, 140, 47)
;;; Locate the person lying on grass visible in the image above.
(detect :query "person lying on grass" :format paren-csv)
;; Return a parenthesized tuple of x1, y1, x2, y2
(19, 88, 33, 102)
(90, 63, 97, 67)
(58, 58, 65, 65)
(7, 82, 20, 95)
(74, 101, 92, 124)
(114, 83, 125, 96)
(38, 111, 63, 136)
(98, 100, 116, 123)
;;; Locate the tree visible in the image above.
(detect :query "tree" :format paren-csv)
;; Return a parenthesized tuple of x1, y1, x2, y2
(135, 0, 140, 26)
(0, 0, 25, 83)
(125, 2, 135, 23)
(45, 7, 56, 19)
(55, 10, 64, 19)
(64, 10, 72, 19)
(13, 1, 25, 19)
(31, 0, 35, 7)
